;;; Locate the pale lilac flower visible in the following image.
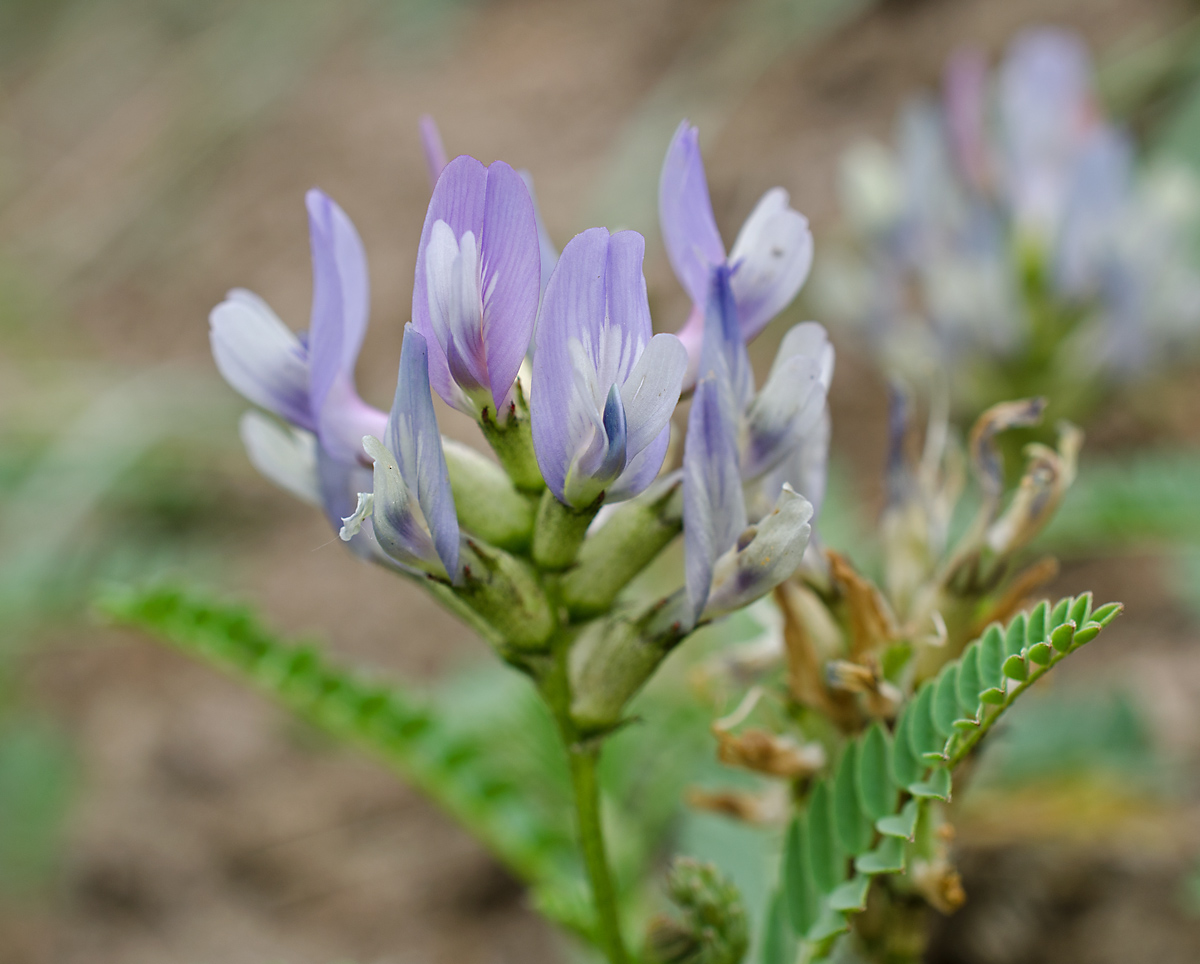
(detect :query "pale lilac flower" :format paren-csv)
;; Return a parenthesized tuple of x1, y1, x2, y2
(413, 155, 541, 419)
(659, 120, 813, 379)
(340, 325, 460, 580)
(531, 227, 687, 508)
(210, 189, 387, 541)
(419, 114, 449, 188)
(682, 266, 822, 622)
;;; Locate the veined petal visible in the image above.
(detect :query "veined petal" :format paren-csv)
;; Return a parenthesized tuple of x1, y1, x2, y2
(306, 189, 370, 416)
(413, 155, 489, 409)
(419, 114, 448, 189)
(386, 325, 461, 581)
(700, 264, 754, 412)
(210, 289, 313, 430)
(314, 376, 388, 465)
(703, 484, 813, 618)
(519, 168, 560, 298)
(728, 188, 813, 342)
(659, 120, 726, 307)
(741, 322, 834, 480)
(620, 332, 687, 456)
(480, 161, 540, 413)
(363, 435, 443, 576)
(683, 368, 746, 624)
(425, 221, 489, 403)
(239, 411, 320, 505)
(317, 447, 374, 555)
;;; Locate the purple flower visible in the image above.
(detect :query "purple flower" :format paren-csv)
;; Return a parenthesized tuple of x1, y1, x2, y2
(531, 227, 687, 508)
(210, 189, 387, 534)
(419, 114, 449, 189)
(413, 155, 541, 419)
(682, 267, 823, 621)
(659, 120, 813, 379)
(340, 325, 461, 580)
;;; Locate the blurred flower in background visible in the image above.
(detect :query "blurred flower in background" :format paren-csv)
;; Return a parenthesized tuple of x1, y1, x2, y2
(816, 26, 1200, 421)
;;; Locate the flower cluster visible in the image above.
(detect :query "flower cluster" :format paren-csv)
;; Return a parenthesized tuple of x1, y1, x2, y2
(209, 116, 827, 695)
(818, 27, 1200, 417)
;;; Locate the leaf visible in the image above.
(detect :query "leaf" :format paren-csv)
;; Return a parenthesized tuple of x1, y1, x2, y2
(805, 906, 850, 943)
(784, 817, 818, 935)
(857, 723, 896, 821)
(760, 887, 795, 964)
(1050, 620, 1076, 653)
(1002, 653, 1028, 682)
(1026, 642, 1052, 666)
(833, 743, 873, 855)
(955, 644, 983, 722)
(908, 766, 951, 801)
(1049, 597, 1070, 627)
(806, 782, 844, 894)
(1073, 622, 1103, 646)
(978, 625, 1006, 691)
(1026, 601, 1048, 648)
(1005, 612, 1028, 657)
(876, 799, 919, 840)
(1068, 592, 1093, 628)
(855, 835, 905, 875)
(907, 681, 943, 760)
(1091, 602, 1123, 626)
(890, 708, 923, 788)
(933, 664, 961, 736)
(827, 874, 871, 912)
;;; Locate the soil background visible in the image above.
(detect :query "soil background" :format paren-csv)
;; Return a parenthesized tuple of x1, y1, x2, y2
(4, 0, 1200, 961)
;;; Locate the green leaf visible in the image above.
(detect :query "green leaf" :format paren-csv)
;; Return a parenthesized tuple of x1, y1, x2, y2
(875, 799, 919, 840)
(908, 766, 951, 801)
(890, 708, 923, 788)
(1026, 601, 1048, 648)
(805, 906, 850, 943)
(833, 743, 873, 855)
(1091, 602, 1123, 626)
(827, 874, 871, 913)
(979, 625, 1006, 690)
(907, 682, 943, 760)
(806, 782, 844, 894)
(1002, 653, 1028, 682)
(1005, 613, 1028, 657)
(933, 664, 961, 735)
(1026, 642, 1052, 666)
(1068, 592, 1093, 628)
(1049, 597, 1070, 627)
(784, 817, 818, 935)
(760, 887, 795, 964)
(1073, 623, 1102, 646)
(855, 835, 905, 875)
(955, 644, 982, 721)
(1050, 620, 1076, 653)
(857, 723, 896, 821)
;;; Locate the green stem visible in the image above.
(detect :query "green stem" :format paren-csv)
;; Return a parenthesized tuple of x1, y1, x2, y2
(569, 742, 630, 964)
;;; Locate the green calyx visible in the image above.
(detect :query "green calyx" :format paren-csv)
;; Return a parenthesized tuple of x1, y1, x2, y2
(644, 858, 749, 964)
(456, 540, 555, 652)
(532, 489, 603, 571)
(478, 382, 544, 493)
(443, 439, 536, 552)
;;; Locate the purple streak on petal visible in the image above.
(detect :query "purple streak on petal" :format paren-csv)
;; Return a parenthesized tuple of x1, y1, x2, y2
(701, 263, 754, 412)
(419, 114, 448, 190)
(209, 289, 314, 431)
(387, 325, 460, 581)
(683, 367, 746, 623)
(532, 227, 611, 503)
(943, 47, 991, 192)
(414, 155, 489, 408)
(519, 168, 559, 298)
(659, 120, 726, 307)
(728, 187, 813, 342)
(479, 161, 540, 412)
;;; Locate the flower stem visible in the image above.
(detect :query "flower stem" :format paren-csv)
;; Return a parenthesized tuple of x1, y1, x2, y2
(568, 742, 630, 964)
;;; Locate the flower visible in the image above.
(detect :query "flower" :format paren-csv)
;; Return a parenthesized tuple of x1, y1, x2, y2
(413, 155, 542, 419)
(340, 324, 460, 580)
(531, 227, 687, 508)
(682, 266, 826, 622)
(659, 120, 813, 379)
(209, 189, 387, 541)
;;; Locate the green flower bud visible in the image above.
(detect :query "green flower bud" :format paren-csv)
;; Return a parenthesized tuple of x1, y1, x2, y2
(456, 540, 555, 652)
(443, 439, 536, 551)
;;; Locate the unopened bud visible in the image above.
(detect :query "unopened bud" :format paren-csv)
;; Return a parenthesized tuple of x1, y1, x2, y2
(456, 540, 554, 651)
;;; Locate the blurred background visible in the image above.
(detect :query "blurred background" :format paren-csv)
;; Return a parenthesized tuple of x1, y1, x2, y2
(4, 0, 1200, 961)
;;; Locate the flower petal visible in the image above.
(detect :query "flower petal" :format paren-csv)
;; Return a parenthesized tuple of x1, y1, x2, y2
(419, 114, 448, 190)
(728, 188, 813, 341)
(532, 227, 612, 503)
(699, 264, 754, 413)
(238, 411, 320, 504)
(363, 434, 443, 575)
(413, 155, 489, 409)
(620, 332, 687, 456)
(659, 120, 726, 307)
(386, 325, 461, 580)
(703, 484, 813, 618)
(607, 422, 671, 502)
(683, 365, 746, 624)
(480, 161, 540, 413)
(210, 289, 313, 430)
